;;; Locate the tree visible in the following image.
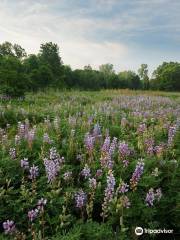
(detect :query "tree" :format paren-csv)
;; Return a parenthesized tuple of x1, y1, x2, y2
(99, 63, 115, 75)
(39, 42, 63, 87)
(0, 42, 27, 96)
(118, 71, 141, 89)
(99, 63, 115, 88)
(13, 44, 27, 59)
(0, 41, 26, 59)
(62, 65, 74, 89)
(84, 65, 92, 70)
(138, 64, 149, 90)
(151, 62, 180, 91)
(0, 56, 28, 97)
(72, 69, 101, 90)
(37, 65, 53, 88)
(24, 54, 54, 90)
(23, 54, 39, 73)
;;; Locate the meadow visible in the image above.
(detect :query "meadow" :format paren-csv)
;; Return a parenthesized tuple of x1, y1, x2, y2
(0, 89, 179, 240)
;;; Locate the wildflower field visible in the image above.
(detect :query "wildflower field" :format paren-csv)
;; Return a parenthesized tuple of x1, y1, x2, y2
(0, 90, 179, 240)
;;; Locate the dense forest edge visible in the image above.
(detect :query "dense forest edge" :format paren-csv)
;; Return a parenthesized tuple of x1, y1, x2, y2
(0, 41, 180, 97)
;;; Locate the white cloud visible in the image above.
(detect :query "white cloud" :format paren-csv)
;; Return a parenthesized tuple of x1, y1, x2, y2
(0, 0, 179, 74)
(0, 0, 129, 71)
(61, 40, 128, 70)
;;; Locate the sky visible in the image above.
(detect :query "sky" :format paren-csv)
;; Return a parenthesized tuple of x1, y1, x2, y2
(0, 0, 180, 75)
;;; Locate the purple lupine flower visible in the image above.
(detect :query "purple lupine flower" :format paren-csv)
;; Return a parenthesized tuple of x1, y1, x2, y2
(109, 137, 117, 156)
(154, 144, 165, 157)
(155, 188, 162, 201)
(145, 188, 155, 206)
(81, 164, 91, 179)
(44, 147, 64, 183)
(95, 169, 103, 178)
(144, 138, 155, 155)
(137, 123, 146, 134)
(17, 120, 29, 139)
(122, 159, 129, 167)
(49, 147, 64, 165)
(9, 148, 16, 159)
(101, 136, 111, 153)
(37, 198, 47, 211)
(75, 190, 87, 208)
(63, 171, 72, 181)
(168, 125, 177, 147)
(44, 158, 60, 183)
(107, 157, 114, 169)
(119, 182, 129, 194)
(89, 178, 97, 189)
(100, 137, 117, 170)
(147, 146, 154, 155)
(28, 209, 39, 222)
(101, 171, 116, 219)
(20, 158, 29, 170)
(3, 220, 16, 235)
(27, 128, 36, 143)
(130, 159, 144, 190)
(100, 146, 114, 169)
(100, 154, 111, 169)
(118, 141, 131, 158)
(121, 196, 131, 208)
(29, 165, 39, 180)
(84, 133, 95, 153)
(104, 171, 116, 202)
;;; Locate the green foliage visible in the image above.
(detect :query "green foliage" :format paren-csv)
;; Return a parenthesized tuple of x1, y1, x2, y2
(72, 69, 102, 90)
(39, 42, 64, 87)
(0, 41, 143, 95)
(0, 56, 27, 97)
(0, 42, 26, 59)
(81, 221, 114, 240)
(1, 41, 180, 95)
(0, 90, 179, 239)
(99, 63, 115, 89)
(52, 221, 114, 240)
(151, 62, 180, 91)
(138, 64, 149, 90)
(118, 70, 141, 89)
(0, 235, 9, 240)
(52, 225, 82, 240)
(0, 41, 65, 97)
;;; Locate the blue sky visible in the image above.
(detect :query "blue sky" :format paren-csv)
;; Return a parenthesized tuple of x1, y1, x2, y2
(0, 0, 180, 75)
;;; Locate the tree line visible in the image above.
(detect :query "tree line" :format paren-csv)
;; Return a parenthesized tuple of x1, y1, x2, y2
(0, 41, 180, 97)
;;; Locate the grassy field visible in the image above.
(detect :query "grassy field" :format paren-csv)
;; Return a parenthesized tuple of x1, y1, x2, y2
(0, 90, 180, 239)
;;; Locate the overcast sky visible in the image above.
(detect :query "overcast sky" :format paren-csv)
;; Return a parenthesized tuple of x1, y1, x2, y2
(0, 0, 180, 75)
